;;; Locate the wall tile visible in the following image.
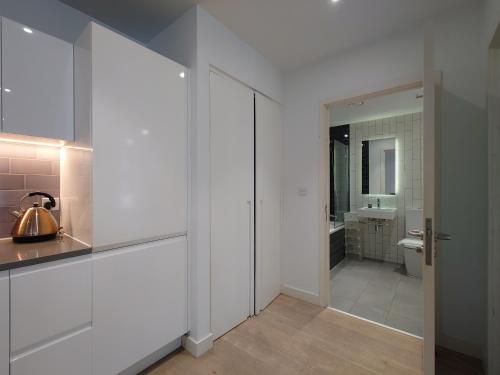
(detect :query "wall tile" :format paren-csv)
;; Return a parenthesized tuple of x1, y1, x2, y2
(37, 147, 60, 161)
(0, 143, 37, 159)
(0, 175, 24, 190)
(0, 190, 27, 206)
(348, 111, 422, 263)
(26, 175, 60, 190)
(0, 158, 9, 173)
(11, 159, 52, 175)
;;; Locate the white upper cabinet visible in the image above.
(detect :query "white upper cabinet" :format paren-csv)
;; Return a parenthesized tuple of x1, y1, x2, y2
(1, 17, 74, 140)
(74, 23, 188, 250)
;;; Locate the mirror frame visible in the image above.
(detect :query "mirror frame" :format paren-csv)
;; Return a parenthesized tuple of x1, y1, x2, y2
(360, 134, 398, 196)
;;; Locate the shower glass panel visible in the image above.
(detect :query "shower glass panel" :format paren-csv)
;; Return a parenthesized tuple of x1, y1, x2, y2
(331, 139, 349, 227)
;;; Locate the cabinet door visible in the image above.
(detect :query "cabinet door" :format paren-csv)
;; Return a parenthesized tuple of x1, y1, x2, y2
(10, 328, 91, 375)
(92, 237, 187, 375)
(91, 23, 188, 249)
(210, 71, 254, 339)
(0, 271, 8, 375)
(255, 93, 282, 312)
(2, 17, 73, 140)
(10, 256, 92, 354)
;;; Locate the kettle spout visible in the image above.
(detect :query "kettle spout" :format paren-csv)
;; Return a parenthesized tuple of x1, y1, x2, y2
(10, 210, 21, 218)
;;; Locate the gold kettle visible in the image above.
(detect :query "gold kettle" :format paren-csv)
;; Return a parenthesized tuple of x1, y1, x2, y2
(11, 192, 59, 243)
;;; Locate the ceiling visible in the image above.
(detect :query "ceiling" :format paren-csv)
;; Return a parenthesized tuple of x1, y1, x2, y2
(60, 0, 474, 70)
(330, 88, 423, 126)
(59, 0, 201, 43)
(201, 0, 474, 71)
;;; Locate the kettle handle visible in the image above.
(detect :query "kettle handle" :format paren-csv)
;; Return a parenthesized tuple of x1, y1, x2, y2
(27, 192, 56, 210)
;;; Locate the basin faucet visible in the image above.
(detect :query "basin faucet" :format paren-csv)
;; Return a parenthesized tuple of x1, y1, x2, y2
(377, 198, 381, 208)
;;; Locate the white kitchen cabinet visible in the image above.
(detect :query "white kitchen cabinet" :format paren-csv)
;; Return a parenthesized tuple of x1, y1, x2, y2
(73, 23, 188, 250)
(1, 17, 74, 140)
(255, 93, 282, 313)
(0, 271, 8, 375)
(10, 256, 92, 354)
(10, 327, 92, 375)
(92, 237, 188, 375)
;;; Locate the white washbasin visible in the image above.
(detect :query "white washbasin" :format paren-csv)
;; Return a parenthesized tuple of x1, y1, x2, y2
(358, 207, 397, 220)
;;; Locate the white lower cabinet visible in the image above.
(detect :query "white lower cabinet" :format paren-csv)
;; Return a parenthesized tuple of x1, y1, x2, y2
(8, 256, 92, 375)
(92, 237, 188, 375)
(10, 257, 92, 354)
(10, 328, 92, 375)
(0, 271, 9, 375)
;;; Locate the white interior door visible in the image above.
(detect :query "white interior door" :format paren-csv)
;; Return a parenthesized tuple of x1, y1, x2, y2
(210, 71, 254, 340)
(255, 93, 282, 313)
(423, 31, 445, 375)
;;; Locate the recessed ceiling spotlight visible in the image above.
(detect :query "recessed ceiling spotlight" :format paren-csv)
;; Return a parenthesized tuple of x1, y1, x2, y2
(344, 134, 349, 138)
(23, 27, 33, 34)
(331, 0, 340, 3)
(179, 71, 185, 78)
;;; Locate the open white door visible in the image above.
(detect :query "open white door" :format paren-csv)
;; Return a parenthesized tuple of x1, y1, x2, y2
(423, 30, 448, 374)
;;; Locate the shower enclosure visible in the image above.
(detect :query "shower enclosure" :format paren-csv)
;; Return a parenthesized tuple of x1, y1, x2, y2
(330, 125, 350, 228)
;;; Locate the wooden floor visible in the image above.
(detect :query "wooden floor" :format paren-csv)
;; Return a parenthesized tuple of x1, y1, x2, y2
(144, 295, 423, 375)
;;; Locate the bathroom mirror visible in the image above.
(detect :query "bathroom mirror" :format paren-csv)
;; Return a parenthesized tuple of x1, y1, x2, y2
(361, 137, 396, 195)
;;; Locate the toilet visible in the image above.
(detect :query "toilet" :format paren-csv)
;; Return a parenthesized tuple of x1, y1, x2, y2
(398, 209, 423, 278)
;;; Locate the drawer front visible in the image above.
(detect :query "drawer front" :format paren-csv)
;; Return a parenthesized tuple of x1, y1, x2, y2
(10, 256, 92, 353)
(11, 328, 91, 375)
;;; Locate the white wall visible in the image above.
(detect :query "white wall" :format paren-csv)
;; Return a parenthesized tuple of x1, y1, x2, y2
(149, 5, 283, 350)
(282, 28, 422, 301)
(282, 2, 487, 359)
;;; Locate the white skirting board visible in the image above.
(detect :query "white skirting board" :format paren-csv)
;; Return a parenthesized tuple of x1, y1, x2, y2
(182, 333, 214, 358)
(281, 284, 321, 305)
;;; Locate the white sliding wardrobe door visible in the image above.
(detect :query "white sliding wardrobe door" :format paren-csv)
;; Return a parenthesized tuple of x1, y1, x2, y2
(255, 93, 282, 313)
(210, 71, 254, 339)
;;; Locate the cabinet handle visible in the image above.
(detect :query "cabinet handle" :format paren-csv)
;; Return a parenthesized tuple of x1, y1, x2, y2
(247, 200, 253, 311)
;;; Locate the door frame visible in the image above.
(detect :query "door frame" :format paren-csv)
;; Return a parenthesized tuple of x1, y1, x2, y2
(487, 24, 500, 375)
(319, 80, 423, 308)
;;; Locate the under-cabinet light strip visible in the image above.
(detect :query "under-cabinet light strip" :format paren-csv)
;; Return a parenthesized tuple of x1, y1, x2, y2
(0, 137, 92, 151)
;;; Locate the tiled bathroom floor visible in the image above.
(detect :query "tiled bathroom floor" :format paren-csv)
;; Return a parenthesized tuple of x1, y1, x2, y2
(329, 257, 423, 337)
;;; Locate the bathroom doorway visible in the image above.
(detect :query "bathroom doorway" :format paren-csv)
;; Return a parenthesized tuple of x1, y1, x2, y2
(325, 84, 425, 337)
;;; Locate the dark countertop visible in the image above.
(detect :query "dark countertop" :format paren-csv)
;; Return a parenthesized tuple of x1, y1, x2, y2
(0, 235, 92, 271)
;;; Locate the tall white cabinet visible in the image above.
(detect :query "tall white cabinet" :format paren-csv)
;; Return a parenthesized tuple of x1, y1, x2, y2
(255, 93, 282, 312)
(210, 72, 282, 339)
(1, 17, 74, 140)
(71, 22, 189, 374)
(210, 71, 255, 339)
(73, 22, 188, 250)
